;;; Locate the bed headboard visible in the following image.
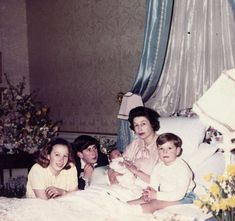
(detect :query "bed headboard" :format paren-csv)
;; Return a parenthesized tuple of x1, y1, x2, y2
(58, 131, 117, 143)
(58, 131, 117, 154)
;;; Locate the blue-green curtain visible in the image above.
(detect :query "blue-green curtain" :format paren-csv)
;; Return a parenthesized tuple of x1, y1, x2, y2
(132, 0, 174, 102)
(117, 0, 174, 151)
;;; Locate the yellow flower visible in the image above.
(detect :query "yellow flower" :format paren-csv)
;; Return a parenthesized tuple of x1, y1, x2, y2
(217, 175, 226, 182)
(194, 200, 203, 208)
(211, 203, 220, 212)
(200, 194, 210, 201)
(227, 196, 235, 208)
(204, 173, 213, 182)
(219, 198, 228, 211)
(227, 164, 235, 176)
(209, 183, 220, 197)
(194, 165, 235, 219)
(42, 107, 48, 113)
(25, 112, 31, 119)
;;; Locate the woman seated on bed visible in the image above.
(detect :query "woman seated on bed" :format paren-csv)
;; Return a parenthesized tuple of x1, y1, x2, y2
(26, 138, 78, 199)
(108, 106, 160, 187)
(127, 133, 196, 213)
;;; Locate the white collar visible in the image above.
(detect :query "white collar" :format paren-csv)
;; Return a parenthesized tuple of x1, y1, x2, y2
(81, 159, 97, 169)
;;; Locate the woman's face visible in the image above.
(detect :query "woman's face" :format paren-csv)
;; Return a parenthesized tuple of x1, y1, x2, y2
(48, 144, 69, 175)
(133, 116, 154, 141)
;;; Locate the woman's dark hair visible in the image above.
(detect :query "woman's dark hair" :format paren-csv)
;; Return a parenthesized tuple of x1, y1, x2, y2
(37, 137, 74, 169)
(128, 106, 160, 131)
(72, 135, 100, 153)
(156, 133, 183, 156)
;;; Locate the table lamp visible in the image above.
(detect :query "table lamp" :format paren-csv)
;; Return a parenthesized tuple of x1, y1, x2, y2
(117, 92, 143, 120)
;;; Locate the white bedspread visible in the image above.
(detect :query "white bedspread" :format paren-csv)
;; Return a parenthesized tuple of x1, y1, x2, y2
(0, 184, 211, 221)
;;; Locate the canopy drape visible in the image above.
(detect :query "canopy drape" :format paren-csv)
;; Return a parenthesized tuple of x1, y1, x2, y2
(147, 0, 235, 116)
(117, 0, 174, 151)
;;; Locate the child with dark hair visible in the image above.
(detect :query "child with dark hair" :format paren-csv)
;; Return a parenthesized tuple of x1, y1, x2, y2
(128, 133, 196, 213)
(26, 138, 78, 199)
(72, 135, 109, 190)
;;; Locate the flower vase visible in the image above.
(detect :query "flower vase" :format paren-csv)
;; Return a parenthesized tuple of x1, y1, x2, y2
(4, 143, 15, 154)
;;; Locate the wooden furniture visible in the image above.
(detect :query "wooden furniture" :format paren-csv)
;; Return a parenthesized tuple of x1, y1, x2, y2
(0, 153, 36, 185)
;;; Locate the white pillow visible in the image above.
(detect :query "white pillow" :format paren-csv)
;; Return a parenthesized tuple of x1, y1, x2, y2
(193, 150, 225, 196)
(186, 142, 219, 172)
(158, 117, 208, 161)
(185, 142, 225, 194)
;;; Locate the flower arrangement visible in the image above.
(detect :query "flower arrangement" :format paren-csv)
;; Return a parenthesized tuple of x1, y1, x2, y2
(0, 74, 61, 154)
(194, 164, 235, 221)
(95, 135, 117, 155)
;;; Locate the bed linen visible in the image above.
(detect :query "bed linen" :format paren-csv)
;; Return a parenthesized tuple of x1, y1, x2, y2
(0, 184, 211, 221)
(0, 117, 222, 221)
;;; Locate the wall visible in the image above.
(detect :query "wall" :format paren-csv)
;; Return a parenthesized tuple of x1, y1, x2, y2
(0, 0, 29, 92)
(26, 0, 146, 134)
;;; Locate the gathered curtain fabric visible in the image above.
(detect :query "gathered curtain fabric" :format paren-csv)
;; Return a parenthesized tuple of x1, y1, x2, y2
(117, 0, 174, 151)
(146, 0, 235, 116)
(132, 0, 174, 102)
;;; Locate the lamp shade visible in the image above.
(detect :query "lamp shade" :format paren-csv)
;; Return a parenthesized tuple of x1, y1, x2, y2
(117, 92, 143, 120)
(193, 68, 235, 151)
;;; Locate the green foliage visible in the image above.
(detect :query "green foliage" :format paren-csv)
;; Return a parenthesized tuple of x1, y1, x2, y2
(0, 74, 61, 154)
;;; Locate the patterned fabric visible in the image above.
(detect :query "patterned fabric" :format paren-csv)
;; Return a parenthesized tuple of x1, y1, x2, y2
(203, 126, 223, 144)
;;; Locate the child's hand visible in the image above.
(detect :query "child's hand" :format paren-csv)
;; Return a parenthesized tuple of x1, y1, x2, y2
(83, 163, 94, 179)
(46, 186, 66, 198)
(142, 186, 157, 202)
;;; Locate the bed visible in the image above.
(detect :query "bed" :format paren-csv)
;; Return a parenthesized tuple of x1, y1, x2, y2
(0, 116, 224, 221)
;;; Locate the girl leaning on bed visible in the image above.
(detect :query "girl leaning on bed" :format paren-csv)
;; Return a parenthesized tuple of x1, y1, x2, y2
(26, 138, 78, 199)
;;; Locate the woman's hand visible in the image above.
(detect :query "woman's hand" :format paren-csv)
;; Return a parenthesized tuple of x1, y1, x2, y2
(123, 160, 150, 183)
(107, 168, 122, 184)
(142, 186, 157, 202)
(124, 161, 138, 175)
(45, 186, 66, 198)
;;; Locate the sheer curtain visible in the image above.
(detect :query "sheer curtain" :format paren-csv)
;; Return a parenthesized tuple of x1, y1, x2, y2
(146, 0, 235, 116)
(117, 0, 174, 151)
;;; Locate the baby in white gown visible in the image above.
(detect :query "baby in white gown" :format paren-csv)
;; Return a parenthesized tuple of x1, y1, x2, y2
(108, 149, 136, 188)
